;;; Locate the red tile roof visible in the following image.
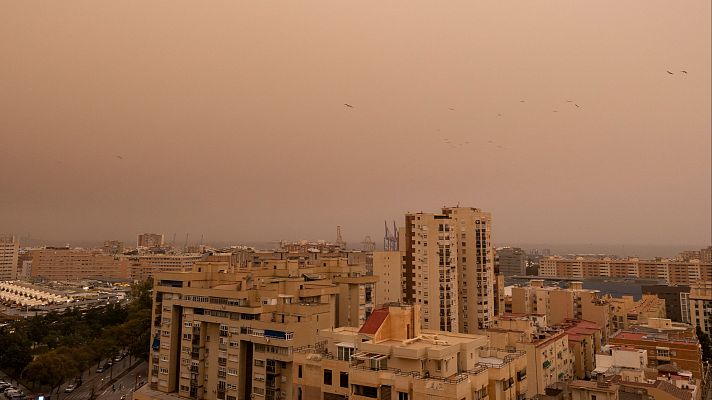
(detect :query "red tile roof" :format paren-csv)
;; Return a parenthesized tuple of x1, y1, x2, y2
(358, 308, 390, 334)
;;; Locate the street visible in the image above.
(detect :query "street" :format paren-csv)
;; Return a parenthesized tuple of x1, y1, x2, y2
(57, 356, 146, 400)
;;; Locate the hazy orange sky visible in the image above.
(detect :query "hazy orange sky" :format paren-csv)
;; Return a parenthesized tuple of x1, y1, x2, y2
(1, 0, 710, 248)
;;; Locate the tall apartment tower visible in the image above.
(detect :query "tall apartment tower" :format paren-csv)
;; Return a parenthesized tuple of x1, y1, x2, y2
(0, 235, 19, 281)
(403, 207, 494, 333)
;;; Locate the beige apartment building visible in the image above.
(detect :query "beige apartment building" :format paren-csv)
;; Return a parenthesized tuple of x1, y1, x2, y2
(29, 247, 129, 281)
(486, 314, 573, 397)
(0, 234, 19, 281)
(372, 250, 403, 306)
(403, 207, 494, 333)
(689, 281, 712, 334)
(133, 257, 378, 400)
(293, 304, 528, 400)
(539, 256, 712, 285)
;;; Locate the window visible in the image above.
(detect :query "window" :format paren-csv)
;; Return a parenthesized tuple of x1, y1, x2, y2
(298, 365, 302, 378)
(337, 345, 355, 361)
(398, 392, 409, 400)
(340, 371, 348, 388)
(324, 369, 332, 385)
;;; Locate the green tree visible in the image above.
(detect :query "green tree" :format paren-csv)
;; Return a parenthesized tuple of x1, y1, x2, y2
(0, 330, 32, 375)
(696, 326, 712, 363)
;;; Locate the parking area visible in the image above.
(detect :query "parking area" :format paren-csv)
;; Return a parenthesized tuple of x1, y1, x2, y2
(0, 379, 26, 400)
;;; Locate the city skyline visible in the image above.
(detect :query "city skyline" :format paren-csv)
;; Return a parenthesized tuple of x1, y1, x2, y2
(1, 0, 710, 248)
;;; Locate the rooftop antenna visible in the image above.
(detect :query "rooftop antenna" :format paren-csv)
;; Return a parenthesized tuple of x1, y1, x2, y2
(184, 233, 189, 252)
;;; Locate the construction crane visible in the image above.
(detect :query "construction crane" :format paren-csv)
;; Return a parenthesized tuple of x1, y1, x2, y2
(335, 226, 347, 249)
(361, 236, 376, 251)
(384, 220, 399, 251)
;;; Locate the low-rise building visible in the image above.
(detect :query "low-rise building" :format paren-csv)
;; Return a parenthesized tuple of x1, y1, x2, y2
(294, 304, 528, 400)
(510, 280, 612, 340)
(608, 330, 702, 379)
(487, 313, 573, 397)
(554, 319, 603, 380)
(641, 285, 691, 324)
(126, 253, 205, 281)
(608, 295, 666, 331)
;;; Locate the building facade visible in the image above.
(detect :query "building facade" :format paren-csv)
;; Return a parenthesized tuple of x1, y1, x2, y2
(689, 281, 712, 334)
(29, 247, 129, 281)
(127, 253, 206, 281)
(138, 233, 165, 248)
(0, 234, 19, 281)
(496, 247, 526, 277)
(538, 257, 711, 285)
(372, 250, 403, 307)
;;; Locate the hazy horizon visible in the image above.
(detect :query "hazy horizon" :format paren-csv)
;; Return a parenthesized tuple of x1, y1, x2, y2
(11, 234, 707, 259)
(2, 0, 710, 248)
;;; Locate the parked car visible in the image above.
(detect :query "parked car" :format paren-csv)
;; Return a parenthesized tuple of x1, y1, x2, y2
(96, 366, 104, 373)
(7, 391, 25, 400)
(64, 384, 76, 393)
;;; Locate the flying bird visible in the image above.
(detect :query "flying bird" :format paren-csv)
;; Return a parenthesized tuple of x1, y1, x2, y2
(448, 107, 455, 111)
(666, 70, 674, 75)
(566, 100, 573, 103)
(520, 100, 526, 103)
(497, 113, 502, 117)
(116, 155, 124, 160)
(574, 104, 580, 108)
(344, 103, 353, 108)
(681, 70, 688, 74)
(553, 110, 558, 113)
